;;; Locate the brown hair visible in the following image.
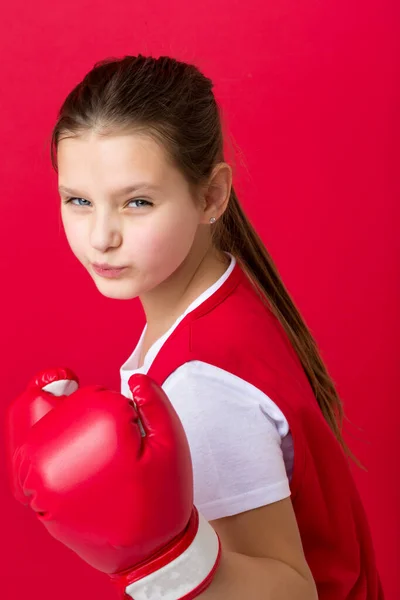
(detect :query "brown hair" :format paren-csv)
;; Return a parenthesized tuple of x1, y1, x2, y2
(50, 54, 358, 463)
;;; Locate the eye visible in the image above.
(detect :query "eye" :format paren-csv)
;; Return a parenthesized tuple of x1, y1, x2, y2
(127, 198, 153, 208)
(63, 197, 91, 207)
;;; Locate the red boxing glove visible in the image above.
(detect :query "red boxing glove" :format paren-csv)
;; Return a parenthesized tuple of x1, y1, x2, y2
(6, 368, 221, 599)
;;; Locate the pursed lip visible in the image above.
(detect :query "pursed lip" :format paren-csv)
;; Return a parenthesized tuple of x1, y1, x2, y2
(91, 263, 129, 278)
(92, 262, 127, 270)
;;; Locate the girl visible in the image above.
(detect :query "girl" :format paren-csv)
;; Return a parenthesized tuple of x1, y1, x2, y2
(8, 55, 383, 599)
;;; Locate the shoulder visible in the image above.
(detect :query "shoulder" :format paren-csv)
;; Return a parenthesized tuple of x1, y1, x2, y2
(163, 360, 289, 437)
(162, 361, 292, 521)
(185, 282, 307, 400)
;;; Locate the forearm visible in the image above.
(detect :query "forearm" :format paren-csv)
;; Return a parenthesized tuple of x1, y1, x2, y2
(199, 550, 318, 600)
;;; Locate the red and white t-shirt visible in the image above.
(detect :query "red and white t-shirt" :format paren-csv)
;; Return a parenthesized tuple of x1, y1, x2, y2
(120, 253, 293, 521)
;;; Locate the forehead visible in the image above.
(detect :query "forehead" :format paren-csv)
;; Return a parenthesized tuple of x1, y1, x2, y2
(57, 131, 178, 188)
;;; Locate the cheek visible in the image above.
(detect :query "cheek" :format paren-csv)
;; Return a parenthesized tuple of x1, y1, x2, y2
(132, 210, 198, 270)
(61, 213, 86, 259)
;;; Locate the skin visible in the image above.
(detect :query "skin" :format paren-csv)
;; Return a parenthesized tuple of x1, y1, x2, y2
(58, 129, 232, 351)
(57, 129, 317, 599)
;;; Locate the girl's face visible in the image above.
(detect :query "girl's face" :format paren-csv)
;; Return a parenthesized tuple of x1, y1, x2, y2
(58, 131, 206, 300)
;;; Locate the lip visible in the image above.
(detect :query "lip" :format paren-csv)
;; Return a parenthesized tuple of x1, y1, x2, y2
(92, 263, 128, 278)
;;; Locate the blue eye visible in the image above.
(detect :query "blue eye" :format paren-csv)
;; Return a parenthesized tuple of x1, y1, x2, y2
(128, 199, 152, 208)
(65, 197, 91, 206)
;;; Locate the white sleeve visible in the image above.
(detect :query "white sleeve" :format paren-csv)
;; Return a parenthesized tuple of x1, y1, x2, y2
(162, 361, 292, 521)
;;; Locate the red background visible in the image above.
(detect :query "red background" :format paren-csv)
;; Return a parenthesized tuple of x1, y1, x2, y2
(0, 1, 398, 598)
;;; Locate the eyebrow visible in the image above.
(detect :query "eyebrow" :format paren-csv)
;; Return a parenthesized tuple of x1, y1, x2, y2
(58, 183, 161, 197)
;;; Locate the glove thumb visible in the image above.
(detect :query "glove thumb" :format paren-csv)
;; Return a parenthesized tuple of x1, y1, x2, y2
(127, 373, 189, 450)
(5, 366, 79, 502)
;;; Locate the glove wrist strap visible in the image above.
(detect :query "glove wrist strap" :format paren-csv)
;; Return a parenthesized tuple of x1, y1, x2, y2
(112, 508, 221, 600)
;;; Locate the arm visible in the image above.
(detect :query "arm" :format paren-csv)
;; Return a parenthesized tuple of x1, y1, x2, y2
(200, 499, 318, 600)
(7, 368, 316, 599)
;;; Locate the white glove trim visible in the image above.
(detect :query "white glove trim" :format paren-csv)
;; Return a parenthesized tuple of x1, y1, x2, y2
(43, 379, 78, 396)
(125, 511, 220, 600)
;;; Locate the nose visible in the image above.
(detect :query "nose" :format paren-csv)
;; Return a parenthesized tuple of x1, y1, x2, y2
(90, 212, 122, 252)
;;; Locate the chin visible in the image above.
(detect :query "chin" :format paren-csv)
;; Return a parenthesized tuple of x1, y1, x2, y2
(92, 279, 139, 300)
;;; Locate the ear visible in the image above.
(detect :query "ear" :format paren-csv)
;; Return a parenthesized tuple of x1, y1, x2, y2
(200, 162, 232, 224)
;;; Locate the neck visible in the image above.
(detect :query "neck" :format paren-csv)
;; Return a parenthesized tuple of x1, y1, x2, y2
(139, 244, 230, 340)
